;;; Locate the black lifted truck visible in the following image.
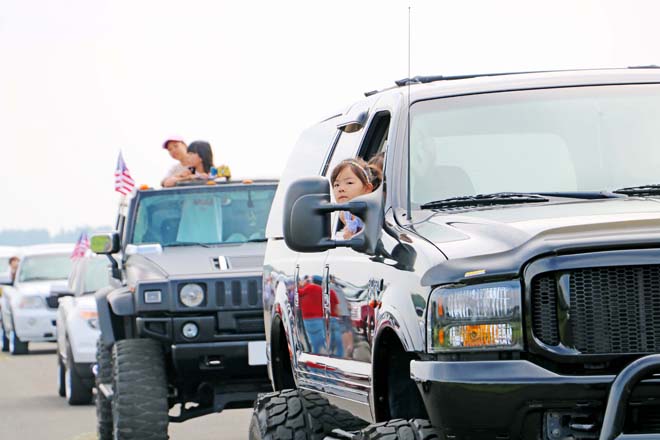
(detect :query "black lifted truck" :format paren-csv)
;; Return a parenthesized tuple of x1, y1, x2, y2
(91, 178, 277, 440)
(251, 68, 660, 440)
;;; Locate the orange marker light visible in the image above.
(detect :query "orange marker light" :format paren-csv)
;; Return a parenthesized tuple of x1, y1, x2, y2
(139, 184, 151, 190)
(206, 180, 217, 185)
(242, 179, 253, 184)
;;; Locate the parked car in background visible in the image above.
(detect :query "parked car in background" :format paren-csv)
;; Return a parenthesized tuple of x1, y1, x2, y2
(92, 178, 278, 440)
(0, 244, 73, 354)
(254, 68, 660, 440)
(54, 254, 109, 405)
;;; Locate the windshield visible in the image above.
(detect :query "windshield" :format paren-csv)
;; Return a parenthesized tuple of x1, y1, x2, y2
(131, 184, 277, 246)
(409, 84, 660, 206)
(83, 258, 109, 293)
(18, 254, 73, 283)
(0, 257, 8, 273)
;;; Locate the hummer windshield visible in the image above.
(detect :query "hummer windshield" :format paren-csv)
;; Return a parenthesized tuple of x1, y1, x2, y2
(409, 84, 660, 207)
(131, 184, 277, 246)
(19, 254, 73, 283)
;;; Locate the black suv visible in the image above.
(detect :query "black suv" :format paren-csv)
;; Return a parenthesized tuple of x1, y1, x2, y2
(251, 69, 660, 440)
(91, 179, 277, 440)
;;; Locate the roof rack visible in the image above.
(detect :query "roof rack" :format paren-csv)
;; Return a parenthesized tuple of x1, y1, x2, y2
(364, 65, 660, 97)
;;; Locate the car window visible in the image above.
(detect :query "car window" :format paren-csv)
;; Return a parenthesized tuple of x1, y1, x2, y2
(0, 257, 8, 273)
(323, 129, 364, 179)
(132, 185, 277, 246)
(83, 258, 110, 294)
(19, 254, 73, 283)
(409, 84, 660, 206)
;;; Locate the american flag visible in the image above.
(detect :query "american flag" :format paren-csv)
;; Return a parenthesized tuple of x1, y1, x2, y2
(71, 232, 90, 260)
(115, 151, 135, 195)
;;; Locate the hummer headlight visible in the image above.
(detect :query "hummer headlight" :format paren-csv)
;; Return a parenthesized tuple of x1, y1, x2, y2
(179, 283, 205, 307)
(427, 280, 522, 352)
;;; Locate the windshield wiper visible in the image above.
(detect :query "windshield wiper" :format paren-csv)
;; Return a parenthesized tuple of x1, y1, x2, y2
(165, 242, 212, 248)
(245, 238, 267, 243)
(613, 184, 660, 196)
(421, 192, 549, 210)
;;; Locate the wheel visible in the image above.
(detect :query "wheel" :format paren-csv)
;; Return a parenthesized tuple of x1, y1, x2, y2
(57, 354, 66, 397)
(112, 339, 168, 440)
(9, 330, 28, 355)
(1, 326, 10, 352)
(96, 339, 113, 440)
(65, 344, 93, 405)
(249, 389, 367, 440)
(355, 419, 439, 440)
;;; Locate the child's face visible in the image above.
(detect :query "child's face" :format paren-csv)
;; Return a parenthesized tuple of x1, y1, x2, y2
(187, 151, 201, 168)
(333, 166, 372, 203)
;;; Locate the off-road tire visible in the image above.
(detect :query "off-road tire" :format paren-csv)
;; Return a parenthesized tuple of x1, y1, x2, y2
(1, 326, 9, 352)
(57, 354, 66, 397)
(112, 338, 168, 440)
(9, 330, 28, 355)
(249, 388, 367, 440)
(96, 339, 113, 440)
(355, 419, 439, 440)
(65, 344, 93, 405)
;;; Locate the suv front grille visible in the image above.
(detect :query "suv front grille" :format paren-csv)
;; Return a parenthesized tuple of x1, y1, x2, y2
(45, 296, 59, 309)
(531, 265, 660, 354)
(215, 276, 262, 310)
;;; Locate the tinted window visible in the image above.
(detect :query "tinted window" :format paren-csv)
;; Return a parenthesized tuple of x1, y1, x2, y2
(19, 254, 73, 282)
(323, 129, 364, 178)
(410, 84, 660, 205)
(132, 185, 277, 246)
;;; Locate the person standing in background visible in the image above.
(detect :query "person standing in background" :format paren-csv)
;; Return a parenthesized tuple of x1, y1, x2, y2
(8, 256, 19, 283)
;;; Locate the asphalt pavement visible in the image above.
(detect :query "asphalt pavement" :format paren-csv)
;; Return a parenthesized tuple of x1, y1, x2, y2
(0, 343, 252, 440)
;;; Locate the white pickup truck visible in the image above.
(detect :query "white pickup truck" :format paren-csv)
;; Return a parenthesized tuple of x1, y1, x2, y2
(54, 254, 108, 405)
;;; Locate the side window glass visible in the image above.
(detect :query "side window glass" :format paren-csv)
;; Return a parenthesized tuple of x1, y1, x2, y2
(323, 129, 364, 178)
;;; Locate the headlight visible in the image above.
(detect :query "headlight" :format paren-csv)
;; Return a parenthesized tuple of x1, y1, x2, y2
(18, 296, 44, 309)
(179, 283, 205, 307)
(427, 280, 522, 352)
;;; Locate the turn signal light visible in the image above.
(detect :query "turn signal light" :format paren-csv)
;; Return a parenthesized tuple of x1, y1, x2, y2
(441, 324, 515, 348)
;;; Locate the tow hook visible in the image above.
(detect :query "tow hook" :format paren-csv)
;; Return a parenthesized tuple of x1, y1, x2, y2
(599, 354, 660, 440)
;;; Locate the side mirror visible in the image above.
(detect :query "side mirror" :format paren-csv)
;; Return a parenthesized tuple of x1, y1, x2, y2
(283, 176, 383, 255)
(50, 285, 74, 297)
(91, 232, 120, 255)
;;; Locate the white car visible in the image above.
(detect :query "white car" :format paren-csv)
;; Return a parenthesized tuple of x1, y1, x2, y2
(0, 243, 74, 354)
(54, 254, 108, 404)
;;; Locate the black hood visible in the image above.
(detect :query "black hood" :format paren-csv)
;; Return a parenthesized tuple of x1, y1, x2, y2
(125, 243, 265, 280)
(418, 197, 660, 286)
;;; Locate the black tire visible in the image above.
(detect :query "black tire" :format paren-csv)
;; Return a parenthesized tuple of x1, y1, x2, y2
(9, 330, 28, 355)
(112, 339, 168, 440)
(356, 419, 439, 440)
(65, 344, 93, 405)
(57, 354, 66, 397)
(249, 389, 367, 440)
(0, 326, 9, 352)
(96, 338, 113, 440)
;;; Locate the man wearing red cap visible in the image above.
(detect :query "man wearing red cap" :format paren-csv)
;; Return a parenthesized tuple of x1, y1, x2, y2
(161, 136, 191, 187)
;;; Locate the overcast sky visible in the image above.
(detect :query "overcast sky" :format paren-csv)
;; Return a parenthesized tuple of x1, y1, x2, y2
(1, 0, 659, 233)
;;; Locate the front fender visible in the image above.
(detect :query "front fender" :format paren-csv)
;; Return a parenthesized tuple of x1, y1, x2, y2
(95, 286, 117, 345)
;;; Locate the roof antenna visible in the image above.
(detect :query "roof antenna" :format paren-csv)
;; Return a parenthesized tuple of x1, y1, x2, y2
(406, 5, 413, 218)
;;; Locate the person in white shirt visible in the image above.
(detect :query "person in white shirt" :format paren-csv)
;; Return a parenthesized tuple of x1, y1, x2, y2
(161, 136, 191, 187)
